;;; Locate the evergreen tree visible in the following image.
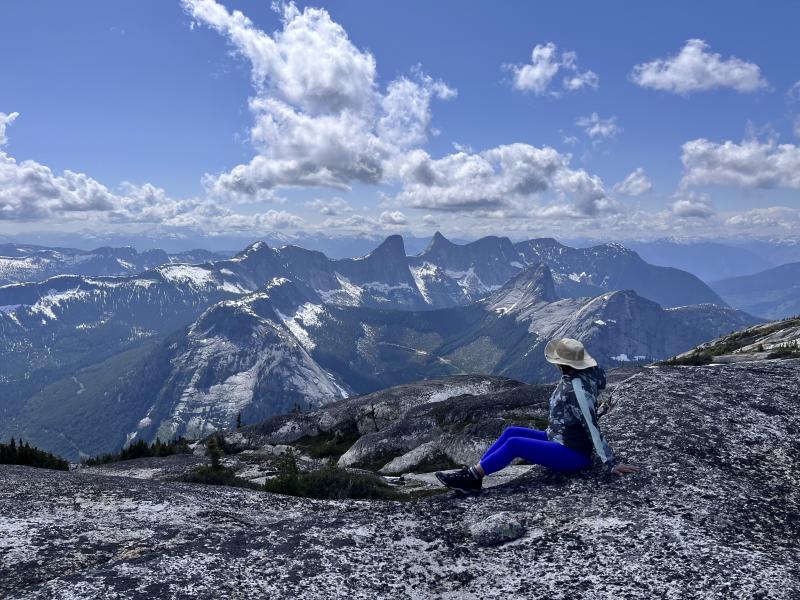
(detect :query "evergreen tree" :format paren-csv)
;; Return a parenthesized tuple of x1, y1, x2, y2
(206, 436, 223, 470)
(0, 438, 69, 470)
(236, 412, 242, 429)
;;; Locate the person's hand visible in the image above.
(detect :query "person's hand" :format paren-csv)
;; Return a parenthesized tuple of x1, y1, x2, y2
(611, 463, 639, 477)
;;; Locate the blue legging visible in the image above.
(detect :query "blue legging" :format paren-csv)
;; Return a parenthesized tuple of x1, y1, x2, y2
(479, 426, 591, 475)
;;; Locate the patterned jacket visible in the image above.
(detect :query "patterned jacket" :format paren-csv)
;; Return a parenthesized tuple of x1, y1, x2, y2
(546, 366, 617, 471)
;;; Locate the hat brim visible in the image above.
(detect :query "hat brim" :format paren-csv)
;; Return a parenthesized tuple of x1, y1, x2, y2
(544, 339, 597, 369)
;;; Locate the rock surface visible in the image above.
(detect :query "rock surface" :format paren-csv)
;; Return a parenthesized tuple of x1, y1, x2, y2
(2, 360, 799, 599)
(223, 374, 549, 474)
(668, 317, 800, 365)
(469, 512, 526, 546)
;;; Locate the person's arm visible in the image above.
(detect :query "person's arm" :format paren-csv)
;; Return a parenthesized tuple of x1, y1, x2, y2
(572, 377, 617, 471)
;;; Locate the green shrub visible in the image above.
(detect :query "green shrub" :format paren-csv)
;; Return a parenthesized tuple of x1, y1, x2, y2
(294, 430, 360, 459)
(181, 465, 261, 490)
(661, 352, 713, 366)
(767, 347, 800, 359)
(0, 438, 69, 471)
(263, 450, 399, 500)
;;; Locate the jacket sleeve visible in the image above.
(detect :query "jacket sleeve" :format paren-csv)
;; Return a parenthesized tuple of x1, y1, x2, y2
(572, 377, 617, 470)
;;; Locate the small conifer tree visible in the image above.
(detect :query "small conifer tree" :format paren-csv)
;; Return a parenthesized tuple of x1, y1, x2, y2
(206, 436, 223, 470)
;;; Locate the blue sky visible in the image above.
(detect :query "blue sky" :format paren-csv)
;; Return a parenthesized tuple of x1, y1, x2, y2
(1, 0, 799, 248)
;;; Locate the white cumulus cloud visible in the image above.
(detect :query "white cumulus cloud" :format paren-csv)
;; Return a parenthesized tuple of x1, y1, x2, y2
(379, 210, 408, 226)
(575, 113, 620, 140)
(631, 39, 767, 95)
(681, 138, 800, 189)
(183, 0, 455, 200)
(394, 143, 615, 217)
(671, 192, 714, 218)
(305, 197, 352, 216)
(507, 42, 598, 96)
(725, 206, 800, 231)
(0, 112, 19, 147)
(613, 168, 652, 196)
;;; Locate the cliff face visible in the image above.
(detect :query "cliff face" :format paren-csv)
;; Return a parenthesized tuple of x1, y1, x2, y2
(2, 359, 799, 599)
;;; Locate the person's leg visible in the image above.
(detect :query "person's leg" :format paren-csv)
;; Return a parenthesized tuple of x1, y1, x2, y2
(435, 429, 566, 494)
(479, 437, 591, 476)
(480, 426, 548, 461)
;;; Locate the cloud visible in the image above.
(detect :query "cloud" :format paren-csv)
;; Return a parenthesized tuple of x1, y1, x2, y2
(613, 168, 652, 196)
(681, 138, 800, 189)
(304, 196, 352, 215)
(631, 39, 767, 95)
(379, 210, 408, 226)
(788, 82, 800, 138)
(421, 214, 438, 226)
(183, 0, 455, 200)
(0, 151, 117, 220)
(671, 192, 714, 218)
(725, 206, 800, 231)
(787, 80, 800, 103)
(575, 112, 620, 140)
(560, 131, 579, 146)
(0, 112, 300, 232)
(507, 43, 598, 96)
(394, 143, 616, 216)
(0, 112, 19, 147)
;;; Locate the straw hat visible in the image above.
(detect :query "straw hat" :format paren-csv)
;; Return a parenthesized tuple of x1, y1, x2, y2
(544, 338, 597, 369)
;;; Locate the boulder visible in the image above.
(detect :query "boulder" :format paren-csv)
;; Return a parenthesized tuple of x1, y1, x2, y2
(469, 512, 526, 546)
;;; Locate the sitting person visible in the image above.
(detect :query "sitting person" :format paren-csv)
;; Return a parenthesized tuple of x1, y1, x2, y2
(435, 337, 639, 493)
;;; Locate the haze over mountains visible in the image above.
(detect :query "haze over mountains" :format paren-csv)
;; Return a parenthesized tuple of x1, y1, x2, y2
(711, 262, 800, 320)
(0, 233, 760, 460)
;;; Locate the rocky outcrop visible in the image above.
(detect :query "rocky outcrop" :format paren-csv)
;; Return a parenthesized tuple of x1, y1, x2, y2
(469, 512, 526, 546)
(667, 317, 800, 365)
(222, 375, 549, 474)
(2, 359, 798, 598)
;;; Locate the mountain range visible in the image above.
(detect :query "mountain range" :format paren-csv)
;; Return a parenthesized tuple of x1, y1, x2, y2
(0, 233, 759, 460)
(711, 262, 800, 320)
(625, 239, 774, 281)
(0, 243, 230, 285)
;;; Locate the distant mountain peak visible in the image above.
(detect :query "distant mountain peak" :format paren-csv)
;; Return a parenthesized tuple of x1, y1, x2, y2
(368, 234, 406, 259)
(240, 241, 270, 255)
(598, 241, 638, 257)
(486, 263, 559, 313)
(422, 231, 454, 254)
(509, 263, 559, 302)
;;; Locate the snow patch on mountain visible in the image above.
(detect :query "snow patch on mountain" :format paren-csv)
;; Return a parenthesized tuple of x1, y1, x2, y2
(275, 303, 325, 352)
(157, 265, 216, 289)
(445, 267, 500, 297)
(426, 380, 495, 404)
(317, 273, 364, 306)
(29, 288, 90, 320)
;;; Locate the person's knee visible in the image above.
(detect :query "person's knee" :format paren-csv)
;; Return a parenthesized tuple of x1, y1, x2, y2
(504, 436, 530, 454)
(503, 426, 531, 437)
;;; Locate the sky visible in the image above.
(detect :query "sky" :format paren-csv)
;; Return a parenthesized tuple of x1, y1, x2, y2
(1, 0, 800, 250)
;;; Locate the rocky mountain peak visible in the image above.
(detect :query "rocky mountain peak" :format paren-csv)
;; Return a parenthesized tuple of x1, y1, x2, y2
(368, 234, 407, 260)
(423, 231, 454, 255)
(485, 263, 559, 313)
(237, 240, 271, 258)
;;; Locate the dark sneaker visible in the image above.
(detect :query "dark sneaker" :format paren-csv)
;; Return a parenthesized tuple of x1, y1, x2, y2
(435, 468, 482, 494)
